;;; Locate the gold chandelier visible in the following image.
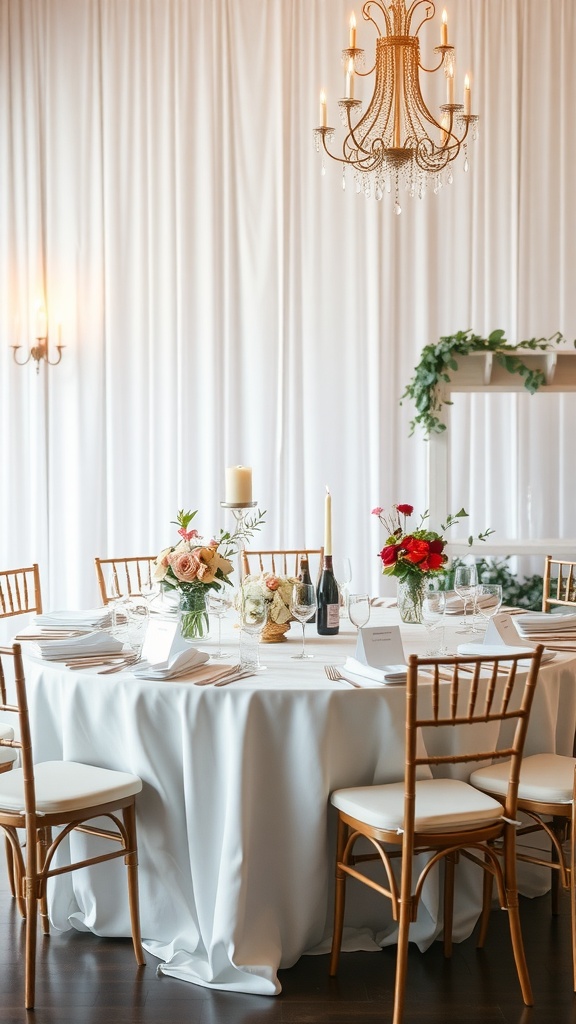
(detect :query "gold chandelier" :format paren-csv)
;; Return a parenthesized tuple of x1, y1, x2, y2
(314, 1, 478, 212)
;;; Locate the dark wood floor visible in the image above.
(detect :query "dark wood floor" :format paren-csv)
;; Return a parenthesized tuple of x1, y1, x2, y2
(2, 848, 576, 1024)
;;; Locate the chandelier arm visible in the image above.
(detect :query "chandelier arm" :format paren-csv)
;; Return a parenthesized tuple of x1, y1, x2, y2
(419, 54, 446, 74)
(363, 1, 389, 38)
(408, 0, 436, 38)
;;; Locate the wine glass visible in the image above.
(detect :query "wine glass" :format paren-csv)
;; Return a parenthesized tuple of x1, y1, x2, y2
(347, 593, 370, 631)
(239, 590, 268, 671)
(334, 555, 352, 617)
(207, 589, 234, 658)
(475, 584, 503, 629)
(290, 583, 317, 659)
(421, 584, 448, 654)
(454, 564, 478, 634)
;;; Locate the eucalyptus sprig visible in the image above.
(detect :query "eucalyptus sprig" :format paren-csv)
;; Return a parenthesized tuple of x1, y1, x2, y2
(216, 508, 267, 559)
(402, 329, 573, 437)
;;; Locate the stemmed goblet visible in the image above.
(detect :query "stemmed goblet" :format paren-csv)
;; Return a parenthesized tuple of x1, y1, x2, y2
(207, 590, 234, 658)
(475, 584, 503, 630)
(454, 564, 478, 634)
(290, 583, 317, 659)
(348, 593, 370, 631)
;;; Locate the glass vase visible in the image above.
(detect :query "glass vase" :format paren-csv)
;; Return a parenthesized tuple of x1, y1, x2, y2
(397, 577, 426, 624)
(178, 586, 210, 641)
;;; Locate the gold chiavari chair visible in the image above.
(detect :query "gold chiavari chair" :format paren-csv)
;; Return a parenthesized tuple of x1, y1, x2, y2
(328, 647, 543, 1024)
(0, 564, 44, 892)
(94, 556, 156, 605)
(0, 642, 145, 1008)
(241, 548, 323, 580)
(542, 555, 576, 612)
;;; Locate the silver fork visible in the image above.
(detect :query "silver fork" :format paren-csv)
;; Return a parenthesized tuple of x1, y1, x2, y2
(324, 665, 362, 688)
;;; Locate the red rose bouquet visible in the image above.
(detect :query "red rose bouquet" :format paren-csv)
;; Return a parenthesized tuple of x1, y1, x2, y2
(372, 503, 493, 621)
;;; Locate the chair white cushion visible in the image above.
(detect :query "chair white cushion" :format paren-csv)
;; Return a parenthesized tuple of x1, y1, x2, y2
(0, 722, 17, 765)
(471, 753, 576, 805)
(0, 761, 142, 815)
(331, 778, 504, 833)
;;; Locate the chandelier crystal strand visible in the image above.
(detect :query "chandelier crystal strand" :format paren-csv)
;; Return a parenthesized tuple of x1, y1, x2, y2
(314, 0, 479, 210)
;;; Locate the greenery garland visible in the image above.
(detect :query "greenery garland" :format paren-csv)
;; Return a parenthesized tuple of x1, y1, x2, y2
(401, 328, 573, 437)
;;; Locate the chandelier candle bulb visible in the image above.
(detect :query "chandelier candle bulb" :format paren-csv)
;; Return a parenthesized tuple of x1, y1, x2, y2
(441, 9, 448, 46)
(324, 486, 332, 557)
(320, 89, 327, 127)
(446, 64, 454, 104)
(345, 58, 354, 99)
(225, 465, 253, 505)
(464, 74, 471, 115)
(349, 12, 357, 48)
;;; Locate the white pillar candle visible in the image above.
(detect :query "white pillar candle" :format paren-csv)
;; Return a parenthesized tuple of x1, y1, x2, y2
(324, 487, 332, 556)
(320, 89, 327, 127)
(349, 12, 356, 49)
(225, 466, 253, 505)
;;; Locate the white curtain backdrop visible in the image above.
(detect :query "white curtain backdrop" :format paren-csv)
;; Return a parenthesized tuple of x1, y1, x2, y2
(1, 0, 575, 609)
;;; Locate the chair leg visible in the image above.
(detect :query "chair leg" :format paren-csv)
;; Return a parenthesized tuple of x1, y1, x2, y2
(329, 815, 348, 977)
(571, 807, 576, 990)
(443, 853, 456, 958)
(24, 876, 38, 1009)
(5, 834, 16, 897)
(550, 817, 564, 916)
(503, 828, 533, 1006)
(122, 803, 145, 966)
(476, 859, 494, 948)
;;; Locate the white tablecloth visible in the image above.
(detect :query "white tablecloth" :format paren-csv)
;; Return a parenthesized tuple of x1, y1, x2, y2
(22, 610, 576, 995)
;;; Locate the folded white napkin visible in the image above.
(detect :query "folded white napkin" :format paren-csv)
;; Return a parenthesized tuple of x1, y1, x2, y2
(133, 647, 210, 680)
(444, 591, 496, 614)
(34, 608, 113, 630)
(457, 642, 556, 664)
(344, 657, 407, 685)
(31, 630, 124, 660)
(512, 612, 576, 635)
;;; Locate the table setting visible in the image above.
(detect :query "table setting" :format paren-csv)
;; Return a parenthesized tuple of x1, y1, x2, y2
(11, 496, 576, 998)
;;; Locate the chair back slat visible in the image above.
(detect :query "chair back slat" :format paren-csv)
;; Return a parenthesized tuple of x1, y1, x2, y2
(94, 556, 155, 605)
(0, 566, 42, 619)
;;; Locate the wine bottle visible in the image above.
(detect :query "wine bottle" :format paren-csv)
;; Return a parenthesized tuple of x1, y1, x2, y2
(298, 556, 316, 623)
(316, 555, 340, 635)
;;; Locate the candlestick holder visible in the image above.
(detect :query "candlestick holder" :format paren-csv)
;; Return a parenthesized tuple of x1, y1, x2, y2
(220, 501, 258, 580)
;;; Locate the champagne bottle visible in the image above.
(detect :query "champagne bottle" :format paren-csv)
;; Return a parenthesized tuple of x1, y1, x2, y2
(298, 556, 316, 623)
(316, 555, 340, 635)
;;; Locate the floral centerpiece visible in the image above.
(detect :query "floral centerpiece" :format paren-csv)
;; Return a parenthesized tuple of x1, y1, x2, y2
(154, 507, 265, 639)
(239, 573, 299, 642)
(372, 503, 493, 623)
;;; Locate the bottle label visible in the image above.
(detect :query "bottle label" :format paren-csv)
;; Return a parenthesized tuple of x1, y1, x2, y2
(326, 604, 339, 628)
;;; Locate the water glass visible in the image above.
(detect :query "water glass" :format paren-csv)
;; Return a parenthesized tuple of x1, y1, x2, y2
(239, 590, 268, 671)
(348, 593, 370, 631)
(421, 586, 447, 654)
(207, 590, 234, 658)
(124, 596, 150, 660)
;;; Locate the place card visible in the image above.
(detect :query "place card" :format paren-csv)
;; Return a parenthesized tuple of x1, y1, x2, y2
(355, 625, 405, 667)
(484, 613, 532, 648)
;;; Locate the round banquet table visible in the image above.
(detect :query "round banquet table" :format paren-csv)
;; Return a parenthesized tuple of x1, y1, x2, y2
(21, 608, 576, 996)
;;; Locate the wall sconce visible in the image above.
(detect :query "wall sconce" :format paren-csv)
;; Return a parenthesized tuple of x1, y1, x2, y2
(11, 307, 65, 373)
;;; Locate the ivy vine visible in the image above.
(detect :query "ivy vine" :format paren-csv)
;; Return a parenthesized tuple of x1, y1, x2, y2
(401, 329, 573, 437)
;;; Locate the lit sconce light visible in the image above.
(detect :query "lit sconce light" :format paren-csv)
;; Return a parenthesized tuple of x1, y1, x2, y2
(11, 306, 65, 373)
